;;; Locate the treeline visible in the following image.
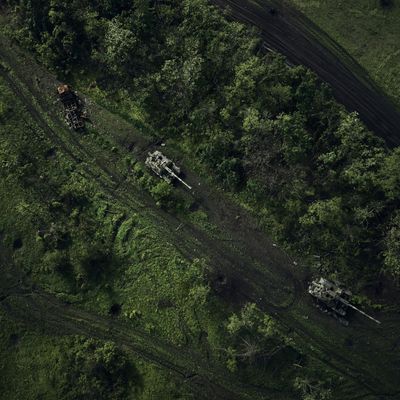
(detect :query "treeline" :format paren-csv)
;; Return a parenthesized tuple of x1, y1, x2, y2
(5, 0, 400, 283)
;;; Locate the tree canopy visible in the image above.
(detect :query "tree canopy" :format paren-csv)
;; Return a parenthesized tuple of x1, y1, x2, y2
(5, 0, 400, 283)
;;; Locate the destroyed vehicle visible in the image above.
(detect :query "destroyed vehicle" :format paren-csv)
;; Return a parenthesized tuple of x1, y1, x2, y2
(308, 277, 380, 326)
(145, 151, 192, 190)
(57, 84, 85, 130)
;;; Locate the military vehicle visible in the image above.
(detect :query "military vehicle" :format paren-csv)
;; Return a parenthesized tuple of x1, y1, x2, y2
(145, 151, 192, 190)
(57, 84, 85, 130)
(308, 277, 381, 326)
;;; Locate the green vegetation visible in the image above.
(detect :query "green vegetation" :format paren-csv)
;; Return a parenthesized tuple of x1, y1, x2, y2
(5, 0, 399, 283)
(225, 303, 292, 373)
(0, 311, 194, 400)
(0, 73, 214, 398)
(0, 39, 320, 399)
(293, 376, 333, 400)
(288, 0, 400, 107)
(1, 0, 400, 399)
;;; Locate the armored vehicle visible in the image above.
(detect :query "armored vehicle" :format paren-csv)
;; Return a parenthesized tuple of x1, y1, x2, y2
(145, 151, 192, 190)
(57, 84, 84, 130)
(308, 277, 381, 326)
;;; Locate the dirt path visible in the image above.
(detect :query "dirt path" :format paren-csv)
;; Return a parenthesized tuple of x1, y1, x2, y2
(210, 0, 400, 148)
(1, 33, 400, 399)
(0, 277, 281, 400)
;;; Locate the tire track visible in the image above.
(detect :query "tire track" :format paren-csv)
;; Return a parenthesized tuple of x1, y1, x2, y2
(0, 278, 290, 400)
(0, 44, 300, 312)
(1, 33, 399, 399)
(210, 0, 400, 148)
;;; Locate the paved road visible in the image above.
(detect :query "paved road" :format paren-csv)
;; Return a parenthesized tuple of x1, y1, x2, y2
(210, 0, 400, 148)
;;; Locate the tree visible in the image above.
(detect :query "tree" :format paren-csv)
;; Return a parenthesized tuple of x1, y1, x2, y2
(33, 0, 83, 69)
(41, 249, 69, 274)
(149, 180, 174, 209)
(383, 212, 400, 281)
(294, 377, 332, 400)
(0, 97, 10, 121)
(72, 241, 111, 286)
(61, 337, 140, 400)
(378, 147, 400, 200)
(221, 56, 268, 123)
(152, 42, 205, 124)
(225, 303, 289, 368)
(274, 112, 311, 164)
(298, 197, 359, 272)
(103, 17, 139, 76)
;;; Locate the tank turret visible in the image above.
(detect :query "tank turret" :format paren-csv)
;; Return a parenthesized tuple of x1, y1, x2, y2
(308, 277, 380, 326)
(145, 151, 192, 190)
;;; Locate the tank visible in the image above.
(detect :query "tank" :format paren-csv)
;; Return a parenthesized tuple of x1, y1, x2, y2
(145, 151, 192, 190)
(57, 84, 84, 130)
(308, 277, 381, 326)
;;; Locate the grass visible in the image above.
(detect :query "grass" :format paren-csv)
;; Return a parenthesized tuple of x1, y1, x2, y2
(0, 71, 220, 347)
(0, 310, 193, 400)
(0, 70, 230, 398)
(1, 15, 398, 399)
(0, 312, 62, 400)
(0, 49, 301, 399)
(286, 0, 400, 108)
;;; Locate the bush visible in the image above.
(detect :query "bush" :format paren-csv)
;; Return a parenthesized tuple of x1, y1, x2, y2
(61, 337, 140, 400)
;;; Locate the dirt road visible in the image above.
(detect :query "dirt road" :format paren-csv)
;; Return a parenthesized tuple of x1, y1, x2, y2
(1, 31, 400, 399)
(210, 0, 400, 148)
(0, 282, 280, 400)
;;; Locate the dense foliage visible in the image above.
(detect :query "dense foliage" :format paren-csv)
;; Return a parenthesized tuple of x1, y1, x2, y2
(2, 1, 398, 398)
(60, 337, 138, 400)
(0, 69, 343, 400)
(225, 303, 291, 372)
(5, 0, 400, 283)
(0, 318, 140, 400)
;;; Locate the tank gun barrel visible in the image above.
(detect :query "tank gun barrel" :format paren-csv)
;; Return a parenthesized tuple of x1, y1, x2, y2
(340, 299, 381, 324)
(164, 166, 192, 190)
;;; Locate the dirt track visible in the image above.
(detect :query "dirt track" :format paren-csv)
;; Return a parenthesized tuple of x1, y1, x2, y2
(1, 28, 400, 399)
(210, 0, 400, 148)
(0, 284, 278, 400)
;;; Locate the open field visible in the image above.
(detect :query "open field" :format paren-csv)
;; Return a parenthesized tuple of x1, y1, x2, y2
(288, 0, 400, 109)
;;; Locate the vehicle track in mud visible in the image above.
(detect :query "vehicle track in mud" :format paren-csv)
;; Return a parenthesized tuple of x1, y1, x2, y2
(0, 283, 279, 400)
(0, 68, 297, 310)
(0, 37, 300, 313)
(0, 37, 301, 400)
(1, 33, 400, 399)
(210, 0, 400, 148)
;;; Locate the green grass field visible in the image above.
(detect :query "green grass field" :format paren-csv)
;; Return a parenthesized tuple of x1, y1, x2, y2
(288, 0, 400, 107)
